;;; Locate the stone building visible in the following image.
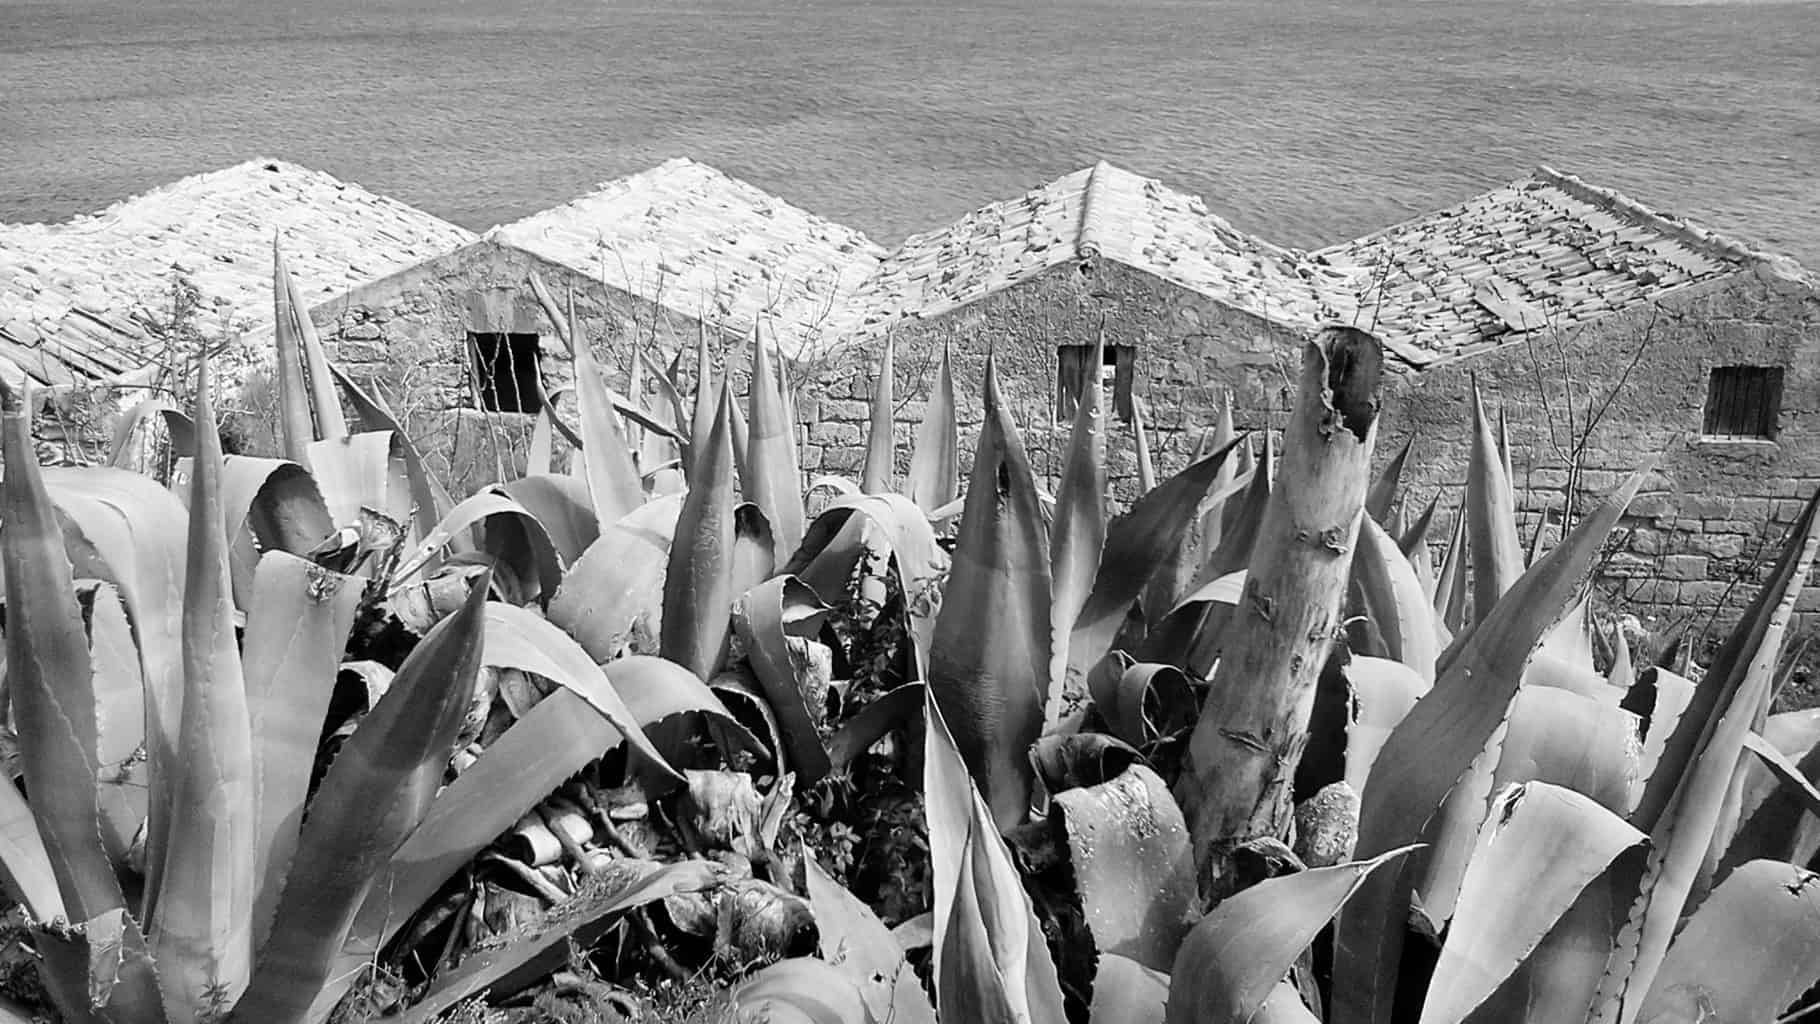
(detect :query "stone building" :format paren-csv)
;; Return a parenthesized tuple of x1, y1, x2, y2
(1312, 167, 1820, 630)
(5, 156, 1814, 630)
(0, 159, 475, 457)
(259, 157, 885, 493)
(793, 161, 1357, 489)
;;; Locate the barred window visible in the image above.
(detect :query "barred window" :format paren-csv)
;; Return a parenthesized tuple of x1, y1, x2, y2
(1701, 366, 1782, 440)
(470, 332, 543, 414)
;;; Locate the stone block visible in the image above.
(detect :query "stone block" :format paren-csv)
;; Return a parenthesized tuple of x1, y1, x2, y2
(1628, 529, 1665, 556)
(819, 399, 871, 423)
(1662, 554, 1709, 581)
(808, 422, 862, 446)
(1690, 533, 1747, 559)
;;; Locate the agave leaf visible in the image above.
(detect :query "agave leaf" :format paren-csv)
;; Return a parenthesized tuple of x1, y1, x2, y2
(1465, 380, 1523, 618)
(39, 467, 188, 912)
(1601, 491, 1820, 1024)
(927, 355, 1052, 830)
(86, 584, 146, 872)
(1178, 329, 1383, 877)
(219, 455, 334, 609)
(862, 334, 897, 495)
(0, 773, 65, 924)
(34, 906, 164, 1024)
(272, 243, 319, 464)
(786, 492, 948, 655)
(732, 577, 833, 784)
(1341, 656, 1429, 798)
(731, 503, 778, 600)
(1366, 435, 1415, 525)
(1091, 954, 1170, 1024)
(689, 328, 715, 479)
(528, 407, 555, 475)
(806, 854, 936, 1024)
(906, 345, 959, 513)
(1055, 764, 1198, 971)
(569, 335, 645, 528)
(1634, 859, 1820, 1024)
(306, 431, 413, 533)
(1065, 441, 1239, 710)
(481, 602, 672, 778)
(491, 474, 598, 566)
(1048, 334, 1108, 727)
(662, 381, 738, 680)
(1353, 514, 1438, 681)
(1417, 685, 1641, 931)
(1725, 729, 1820, 874)
(325, 364, 453, 539)
(1332, 466, 1647, 1024)
(1202, 400, 1238, 555)
(106, 398, 195, 469)
(0, 384, 129, 926)
(276, 245, 347, 443)
(1090, 659, 1196, 749)
(1165, 845, 1417, 1024)
(925, 692, 1068, 1022)
(1434, 498, 1469, 631)
(152, 358, 257, 1016)
(1421, 782, 1647, 1024)
(242, 553, 365, 953)
(337, 655, 737, 976)
(236, 573, 490, 1023)
(1132, 395, 1158, 492)
(391, 491, 562, 604)
(745, 329, 805, 564)
(393, 860, 722, 1023)
(547, 494, 683, 662)
(726, 955, 872, 1024)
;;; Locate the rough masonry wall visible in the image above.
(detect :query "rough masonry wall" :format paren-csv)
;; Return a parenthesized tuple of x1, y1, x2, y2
(227, 241, 718, 498)
(798, 257, 1307, 502)
(1375, 267, 1820, 633)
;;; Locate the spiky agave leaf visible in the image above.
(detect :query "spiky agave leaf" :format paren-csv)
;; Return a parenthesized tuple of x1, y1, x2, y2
(571, 310, 645, 526)
(906, 345, 959, 513)
(271, 242, 318, 464)
(862, 334, 897, 495)
(745, 326, 805, 565)
(1594, 490, 1820, 1024)
(1165, 846, 1417, 1024)
(661, 381, 739, 680)
(1466, 378, 1523, 618)
(0, 377, 125, 923)
(1330, 465, 1648, 1024)
(150, 356, 259, 1017)
(234, 572, 492, 1024)
(927, 355, 1051, 830)
(1366, 434, 1416, 525)
(241, 553, 365, 954)
(1047, 334, 1107, 726)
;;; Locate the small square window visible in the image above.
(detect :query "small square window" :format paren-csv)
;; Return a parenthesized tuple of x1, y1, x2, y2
(1057, 343, 1135, 422)
(470, 332, 543, 414)
(1702, 366, 1782, 440)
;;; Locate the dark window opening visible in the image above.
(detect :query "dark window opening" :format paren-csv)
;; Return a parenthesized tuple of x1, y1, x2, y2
(1057, 343, 1135, 422)
(1702, 366, 1782, 440)
(470, 332, 543, 414)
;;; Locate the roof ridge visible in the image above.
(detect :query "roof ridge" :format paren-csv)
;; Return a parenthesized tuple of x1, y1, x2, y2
(1075, 160, 1117, 259)
(1532, 164, 1768, 269)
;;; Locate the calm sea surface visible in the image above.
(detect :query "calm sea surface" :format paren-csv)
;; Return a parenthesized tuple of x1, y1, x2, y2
(2, 0, 1817, 263)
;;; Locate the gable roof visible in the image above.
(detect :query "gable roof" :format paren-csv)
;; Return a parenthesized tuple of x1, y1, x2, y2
(842, 162, 1350, 340)
(1311, 166, 1797, 368)
(0, 159, 475, 387)
(488, 158, 886, 356)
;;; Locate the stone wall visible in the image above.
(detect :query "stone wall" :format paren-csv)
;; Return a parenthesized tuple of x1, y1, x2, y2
(797, 256, 1306, 501)
(1374, 266, 1820, 635)
(227, 240, 722, 498)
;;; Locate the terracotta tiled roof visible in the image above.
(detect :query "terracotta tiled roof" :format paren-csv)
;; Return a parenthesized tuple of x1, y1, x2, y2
(1311, 166, 1786, 368)
(841, 162, 1348, 341)
(0, 159, 475, 387)
(488, 158, 887, 357)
